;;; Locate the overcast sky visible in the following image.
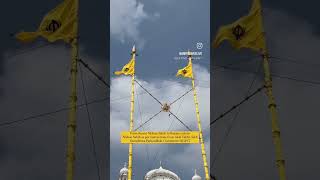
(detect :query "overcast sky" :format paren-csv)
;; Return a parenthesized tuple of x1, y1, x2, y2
(0, 0, 109, 179)
(211, 0, 320, 180)
(110, 0, 210, 179)
(0, 0, 320, 180)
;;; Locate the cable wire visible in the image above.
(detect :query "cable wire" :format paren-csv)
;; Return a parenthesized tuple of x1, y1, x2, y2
(79, 64, 101, 180)
(0, 80, 192, 129)
(269, 56, 320, 67)
(110, 80, 189, 103)
(0, 97, 109, 128)
(133, 85, 195, 132)
(214, 65, 320, 86)
(134, 110, 163, 131)
(78, 58, 109, 88)
(169, 88, 193, 106)
(152, 93, 187, 165)
(135, 83, 151, 170)
(4, 42, 51, 60)
(211, 60, 262, 170)
(210, 85, 265, 126)
(212, 55, 261, 71)
(134, 80, 163, 106)
(168, 110, 192, 131)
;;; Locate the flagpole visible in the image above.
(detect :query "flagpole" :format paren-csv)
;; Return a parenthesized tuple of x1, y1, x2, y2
(66, 0, 79, 180)
(260, 2, 287, 179)
(188, 53, 210, 180)
(262, 52, 287, 180)
(128, 46, 136, 180)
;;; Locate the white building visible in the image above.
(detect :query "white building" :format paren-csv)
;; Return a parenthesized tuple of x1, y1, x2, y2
(119, 163, 128, 180)
(118, 162, 202, 180)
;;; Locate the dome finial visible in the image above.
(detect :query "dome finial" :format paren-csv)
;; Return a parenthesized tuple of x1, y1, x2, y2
(160, 161, 162, 168)
(119, 162, 128, 175)
(192, 169, 201, 180)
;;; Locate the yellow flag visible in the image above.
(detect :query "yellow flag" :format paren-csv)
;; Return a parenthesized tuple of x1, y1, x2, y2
(15, 0, 77, 43)
(213, 0, 266, 53)
(114, 58, 135, 76)
(176, 59, 193, 79)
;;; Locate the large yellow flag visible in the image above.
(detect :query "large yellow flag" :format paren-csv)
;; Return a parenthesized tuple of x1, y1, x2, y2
(213, 0, 266, 53)
(15, 0, 77, 43)
(114, 58, 135, 76)
(176, 59, 193, 79)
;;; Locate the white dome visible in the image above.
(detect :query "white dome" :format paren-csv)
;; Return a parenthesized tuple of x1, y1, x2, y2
(144, 164, 180, 180)
(120, 162, 128, 175)
(192, 170, 201, 180)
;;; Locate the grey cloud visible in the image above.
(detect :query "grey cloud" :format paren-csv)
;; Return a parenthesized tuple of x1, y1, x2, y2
(211, 7, 320, 180)
(0, 45, 108, 180)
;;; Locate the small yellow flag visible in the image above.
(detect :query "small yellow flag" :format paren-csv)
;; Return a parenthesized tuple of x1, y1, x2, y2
(114, 58, 135, 76)
(15, 0, 77, 43)
(176, 59, 193, 79)
(213, 0, 266, 53)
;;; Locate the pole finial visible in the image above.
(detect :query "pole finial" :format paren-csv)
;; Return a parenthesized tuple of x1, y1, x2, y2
(187, 49, 191, 55)
(187, 49, 192, 60)
(132, 45, 136, 53)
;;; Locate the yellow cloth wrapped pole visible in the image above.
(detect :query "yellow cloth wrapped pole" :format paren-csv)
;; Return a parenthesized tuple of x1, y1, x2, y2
(66, 36, 78, 180)
(262, 52, 287, 180)
(191, 78, 210, 180)
(65, 0, 79, 180)
(127, 73, 135, 180)
(177, 52, 209, 180)
(128, 48, 136, 180)
(14, 0, 79, 179)
(114, 45, 136, 179)
(213, 1, 287, 179)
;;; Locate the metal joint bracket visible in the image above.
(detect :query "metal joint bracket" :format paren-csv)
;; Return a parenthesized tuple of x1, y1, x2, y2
(66, 153, 76, 160)
(272, 130, 281, 137)
(70, 68, 78, 73)
(70, 95, 77, 101)
(275, 159, 285, 166)
(268, 103, 277, 109)
(67, 124, 77, 129)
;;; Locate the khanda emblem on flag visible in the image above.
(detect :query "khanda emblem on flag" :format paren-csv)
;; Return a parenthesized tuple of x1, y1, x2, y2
(176, 58, 193, 79)
(124, 67, 130, 72)
(114, 59, 135, 76)
(114, 45, 136, 76)
(15, 0, 77, 43)
(45, 19, 62, 33)
(182, 69, 188, 75)
(213, 0, 266, 53)
(232, 25, 245, 40)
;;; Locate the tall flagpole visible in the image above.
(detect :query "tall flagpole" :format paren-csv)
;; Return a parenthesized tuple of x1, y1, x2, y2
(66, 0, 79, 179)
(128, 45, 136, 180)
(262, 52, 287, 180)
(260, 2, 287, 179)
(188, 52, 210, 180)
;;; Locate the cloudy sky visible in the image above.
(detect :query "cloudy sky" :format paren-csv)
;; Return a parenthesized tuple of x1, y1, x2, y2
(211, 0, 320, 179)
(1, 0, 320, 180)
(0, 0, 109, 179)
(110, 0, 210, 179)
